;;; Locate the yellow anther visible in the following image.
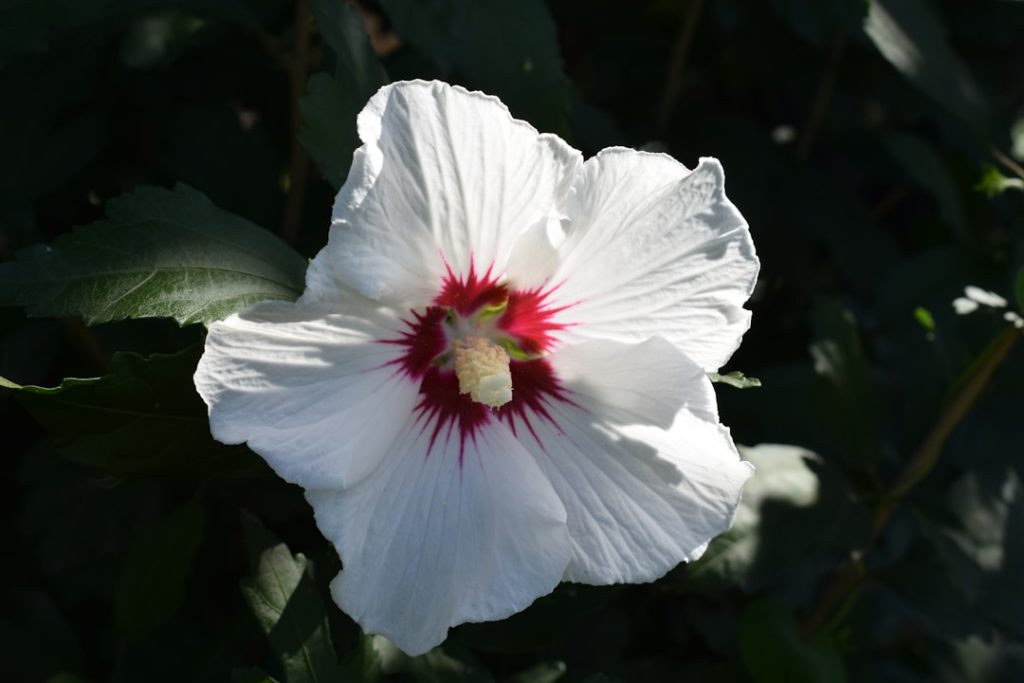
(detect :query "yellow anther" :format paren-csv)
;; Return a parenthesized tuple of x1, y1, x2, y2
(452, 337, 513, 408)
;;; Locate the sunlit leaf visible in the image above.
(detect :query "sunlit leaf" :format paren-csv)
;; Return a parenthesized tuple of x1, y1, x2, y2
(115, 499, 206, 639)
(709, 370, 762, 389)
(864, 0, 989, 129)
(0, 184, 306, 326)
(240, 513, 342, 683)
(976, 165, 1024, 198)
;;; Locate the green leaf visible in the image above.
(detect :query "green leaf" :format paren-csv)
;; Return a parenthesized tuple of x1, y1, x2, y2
(379, 0, 570, 135)
(232, 668, 281, 683)
(372, 635, 492, 682)
(1016, 267, 1024, 311)
(914, 306, 936, 332)
(809, 298, 881, 463)
(687, 444, 861, 589)
(2, 346, 259, 477)
(864, 0, 989, 129)
(0, 184, 307, 326)
(240, 513, 342, 683)
(739, 598, 846, 683)
(884, 134, 966, 238)
(115, 499, 206, 639)
(975, 165, 1024, 198)
(301, 0, 388, 188)
(503, 661, 567, 683)
(709, 370, 762, 389)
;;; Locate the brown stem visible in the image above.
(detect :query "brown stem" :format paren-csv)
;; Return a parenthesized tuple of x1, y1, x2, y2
(63, 319, 112, 375)
(802, 325, 1020, 637)
(656, 0, 706, 134)
(796, 31, 847, 161)
(281, 0, 314, 243)
(990, 144, 1024, 182)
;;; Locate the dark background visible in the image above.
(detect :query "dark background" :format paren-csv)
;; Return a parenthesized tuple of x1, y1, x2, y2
(2, 0, 1024, 681)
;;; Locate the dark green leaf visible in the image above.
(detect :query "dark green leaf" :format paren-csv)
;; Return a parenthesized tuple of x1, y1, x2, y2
(374, 636, 492, 682)
(502, 661, 566, 683)
(0, 184, 307, 326)
(709, 370, 762, 389)
(302, 0, 388, 188)
(339, 633, 381, 683)
(379, 0, 570, 135)
(687, 445, 860, 590)
(739, 599, 846, 683)
(884, 134, 966, 238)
(2, 346, 260, 477)
(864, 0, 989, 129)
(240, 512, 342, 683)
(809, 298, 881, 463)
(115, 499, 206, 639)
(233, 667, 281, 683)
(1016, 267, 1024, 311)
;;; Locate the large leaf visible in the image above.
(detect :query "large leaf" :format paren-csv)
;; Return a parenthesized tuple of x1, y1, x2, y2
(0, 184, 307, 326)
(864, 0, 989, 129)
(240, 513, 342, 683)
(301, 0, 388, 188)
(115, 499, 206, 638)
(809, 298, 882, 465)
(739, 599, 846, 683)
(378, 0, 570, 135)
(687, 444, 866, 590)
(2, 346, 259, 477)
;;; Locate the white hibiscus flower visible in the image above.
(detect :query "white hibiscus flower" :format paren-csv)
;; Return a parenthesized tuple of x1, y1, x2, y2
(194, 80, 759, 655)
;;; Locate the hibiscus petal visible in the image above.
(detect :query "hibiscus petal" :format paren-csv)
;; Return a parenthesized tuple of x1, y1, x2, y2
(194, 296, 419, 489)
(306, 421, 570, 655)
(309, 80, 582, 307)
(549, 149, 759, 371)
(514, 338, 753, 584)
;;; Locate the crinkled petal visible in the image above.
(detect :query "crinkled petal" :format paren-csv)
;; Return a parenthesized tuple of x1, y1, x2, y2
(194, 295, 418, 489)
(308, 80, 582, 307)
(512, 338, 752, 584)
(547, 149, 759, 371)
(307, 421, 570, 655)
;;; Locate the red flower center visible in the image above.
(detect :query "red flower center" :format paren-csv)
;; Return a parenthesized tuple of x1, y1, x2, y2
(383, 264, 576, 461)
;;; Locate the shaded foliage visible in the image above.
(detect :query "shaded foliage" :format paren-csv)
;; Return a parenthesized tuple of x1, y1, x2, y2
(2, 0, 1023, 681)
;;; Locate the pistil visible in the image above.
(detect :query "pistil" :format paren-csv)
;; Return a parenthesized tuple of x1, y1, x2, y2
(452, 336, 513, 408)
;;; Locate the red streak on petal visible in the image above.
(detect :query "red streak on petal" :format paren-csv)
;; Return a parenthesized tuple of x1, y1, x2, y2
(414, 358, 572, 464)
(498, 286, 574, 354)
(381, 306, 447, 379)
(434, 262, 508, 316)
(381, 261, 581, 465)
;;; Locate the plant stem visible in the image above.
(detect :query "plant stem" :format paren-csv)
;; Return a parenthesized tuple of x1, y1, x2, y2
(281, 0, 313, 244)
(656, 0, 706, 135)
(990, 144, 1024, 182)
(796, 31, 847, 161)
(802, 324, 1020, 637)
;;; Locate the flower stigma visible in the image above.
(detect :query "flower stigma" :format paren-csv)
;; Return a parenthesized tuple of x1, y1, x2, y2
(452, 336, 513, 408)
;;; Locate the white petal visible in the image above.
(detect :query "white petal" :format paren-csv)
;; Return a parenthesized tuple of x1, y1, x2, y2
(548, 149, 759, 371)
(953, 297, 979, 314)
(194, 295, 419, 489)
(307, 421, 570, 655)
(964, 285, 1007, 308)
(309, 80, 582, 306)
(512, 339, 752, 584)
